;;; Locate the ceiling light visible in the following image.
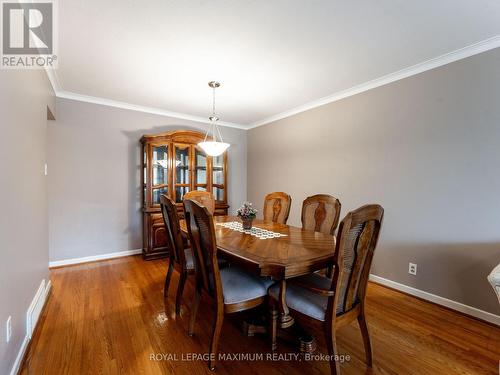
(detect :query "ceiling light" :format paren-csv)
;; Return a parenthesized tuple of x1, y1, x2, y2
(198, 81, 230, 157)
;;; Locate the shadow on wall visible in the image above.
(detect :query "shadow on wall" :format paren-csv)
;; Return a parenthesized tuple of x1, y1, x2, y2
(122, 125, 206, 252)
(372, 242, 500, 315)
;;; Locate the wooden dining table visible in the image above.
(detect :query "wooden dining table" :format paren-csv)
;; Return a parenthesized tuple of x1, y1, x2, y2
(180, 215, 336, 330)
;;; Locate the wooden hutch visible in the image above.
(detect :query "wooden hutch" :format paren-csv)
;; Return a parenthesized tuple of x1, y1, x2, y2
(141, 130, 229, 259)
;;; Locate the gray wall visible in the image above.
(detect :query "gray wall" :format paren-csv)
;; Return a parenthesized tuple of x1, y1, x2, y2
(0, 70, 54, 374)
(247, 48, 500, 315)
(48, 99, 247, 262)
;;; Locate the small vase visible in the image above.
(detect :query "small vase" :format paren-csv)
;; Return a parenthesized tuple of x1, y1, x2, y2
(241, 217, 253, 230)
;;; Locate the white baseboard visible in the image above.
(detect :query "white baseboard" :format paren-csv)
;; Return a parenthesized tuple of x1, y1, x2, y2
(9, 335, 29, 375)
(49, 249, 142, 268)
(369, 274, 500, 326)
(26, 280, 51, 339)
(10, 279, 52, 375)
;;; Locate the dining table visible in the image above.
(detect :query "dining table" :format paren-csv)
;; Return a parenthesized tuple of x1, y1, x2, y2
(179, 215, 336, 343)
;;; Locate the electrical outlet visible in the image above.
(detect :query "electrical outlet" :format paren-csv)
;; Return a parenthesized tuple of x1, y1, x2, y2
(6, 316, 12, 343)
(409, 263, 417, 275)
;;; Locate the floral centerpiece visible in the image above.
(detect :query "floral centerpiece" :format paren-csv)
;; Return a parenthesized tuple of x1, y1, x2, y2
(236, 201, 258, 230)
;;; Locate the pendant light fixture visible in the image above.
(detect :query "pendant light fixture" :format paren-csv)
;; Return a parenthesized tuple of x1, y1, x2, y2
(198, 81, 230, 157)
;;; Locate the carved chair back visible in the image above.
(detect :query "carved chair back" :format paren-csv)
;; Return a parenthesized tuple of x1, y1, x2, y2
(328, 205, 384, 319)
(184, 191, 215, 215)
(263, 192, 292, 224)
(184, 199, 221, 300)
(301, 194, 341, 235)
(160, 194, 187, 266)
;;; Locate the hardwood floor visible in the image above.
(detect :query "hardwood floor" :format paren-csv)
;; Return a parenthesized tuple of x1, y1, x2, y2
(20, 255, 500, 375)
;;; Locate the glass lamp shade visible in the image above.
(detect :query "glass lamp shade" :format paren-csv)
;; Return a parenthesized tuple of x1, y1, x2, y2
(198, 141, 230, 156)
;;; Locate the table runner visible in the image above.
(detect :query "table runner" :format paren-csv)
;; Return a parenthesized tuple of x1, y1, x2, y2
(216, 221, 288, 240)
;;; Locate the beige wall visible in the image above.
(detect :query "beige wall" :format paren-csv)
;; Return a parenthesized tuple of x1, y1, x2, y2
(248, 48, 500, 315)
(0, 70, 54, 374)
(48, 98, 247, 262)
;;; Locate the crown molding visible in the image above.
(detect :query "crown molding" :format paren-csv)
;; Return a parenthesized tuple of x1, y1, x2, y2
(44, 35, 500, 131)
(247, 35, 500, 129)
(56, 91, 247, 129)
(44, 67, 246, 129)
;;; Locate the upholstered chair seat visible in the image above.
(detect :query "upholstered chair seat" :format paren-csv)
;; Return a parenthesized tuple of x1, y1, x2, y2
(269, 273, 344, 321)
(221, 267, 274, 304)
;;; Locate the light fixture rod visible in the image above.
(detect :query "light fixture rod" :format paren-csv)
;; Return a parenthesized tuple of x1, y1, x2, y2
(212, 84, 216, 116)
(199, 81, 230, 157)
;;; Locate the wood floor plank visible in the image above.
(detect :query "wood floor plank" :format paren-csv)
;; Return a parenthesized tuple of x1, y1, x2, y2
(19, 255, 500, 375)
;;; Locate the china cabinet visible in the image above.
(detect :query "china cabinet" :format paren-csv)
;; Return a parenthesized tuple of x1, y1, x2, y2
(141, 130, 229, 259)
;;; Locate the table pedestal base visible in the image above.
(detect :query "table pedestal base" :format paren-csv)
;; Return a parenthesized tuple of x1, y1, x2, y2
(276, 325, 317, 354)
(242, 316, 317, 354)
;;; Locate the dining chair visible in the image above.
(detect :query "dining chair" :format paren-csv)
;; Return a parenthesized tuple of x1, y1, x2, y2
(263, 192, 292, 224)
(160, 195, 195, 314)
(268, 204, 384, 375)
(301, 194, 341, 235)
(302, 194, 341, 278)
(183, 190, 215, 215)
(184, 199, 274, 370)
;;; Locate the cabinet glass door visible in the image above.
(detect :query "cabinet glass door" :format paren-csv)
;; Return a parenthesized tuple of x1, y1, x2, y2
(194, 147, 208, 191)
(152, 187, 169, 205)
(212, 154, 225, 202)
(151, 144, 169, 205)
(174, 144, 190, 203)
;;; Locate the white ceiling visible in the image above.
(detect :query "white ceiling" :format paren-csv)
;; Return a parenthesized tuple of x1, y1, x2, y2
(55, 0, 500, 128)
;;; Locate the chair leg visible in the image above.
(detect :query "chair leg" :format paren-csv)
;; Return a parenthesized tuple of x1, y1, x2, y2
(358, 312, 373, 367)
(269, 301, 278, 351)
(209, 307, 224, 370)
(188, 286, 201, 336)
(175, 270, 187, 315)
(325, 325, 340, 375)
(164, 258, 174, 297)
